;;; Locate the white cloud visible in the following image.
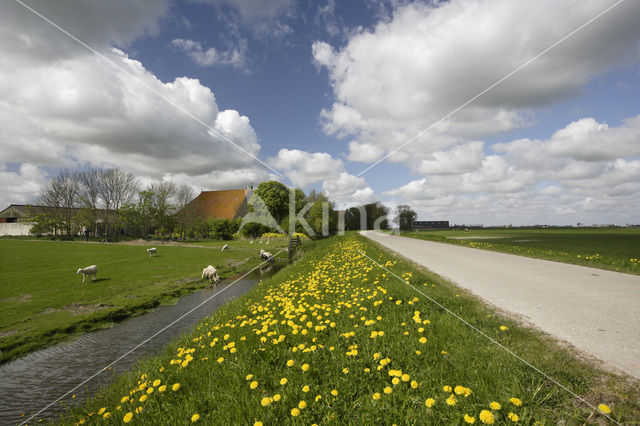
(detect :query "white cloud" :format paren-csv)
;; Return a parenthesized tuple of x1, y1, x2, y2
(170, 38, 247, 68)
(416, 141, 485, 175)
(313, 0, 640, 166)
(0, 0, 273, 208)
(0, 163, 50, 208)
(322, 172, 377, 209)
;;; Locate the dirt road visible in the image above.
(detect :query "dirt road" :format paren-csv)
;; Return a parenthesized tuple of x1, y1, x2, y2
(362, 231, 640, 379)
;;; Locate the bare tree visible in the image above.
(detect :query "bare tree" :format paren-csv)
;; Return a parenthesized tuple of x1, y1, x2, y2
(150, 180, 177, 235)
(99, 168, 138, 241)
(78, 168, 102, 236)
(175, 184, 195, 239)
(38, 169, 81, 236)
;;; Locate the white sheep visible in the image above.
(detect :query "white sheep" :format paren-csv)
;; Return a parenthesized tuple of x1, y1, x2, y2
(77, 265, 98, 283)
(221, 244, 229, 252)
(265, 239, 270, 245)
(258, 239, 263, 244)
(249, 240, 254, 244)
(260, 249, 274, 262)
(202, 265, 220, 283)
(147, 247, 157, 257)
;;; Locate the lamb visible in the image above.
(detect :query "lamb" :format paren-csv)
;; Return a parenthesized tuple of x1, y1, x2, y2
(265, 239, 270, 245)
(147, 247, 157, 257)
(221, 244, 229, 252)
(77, 265, 98, 283)
(202, 265, 220, 283)
(260, 249, 274, 262)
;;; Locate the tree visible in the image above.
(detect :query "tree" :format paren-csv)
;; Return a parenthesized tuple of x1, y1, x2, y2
(38, 169, 82, 236)
(99, 168, 138, 241)
(78, 168, 102, 237)
(150, 181, 177, 235)
(394, 205, 417, 231)
(255, 181, 289, 224)
(344, 202, 389, 230)
(175, 184, 195, 239)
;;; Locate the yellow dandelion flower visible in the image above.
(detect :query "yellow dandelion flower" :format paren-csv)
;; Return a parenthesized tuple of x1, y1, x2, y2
(401, 374, 410, 382)
(500, 326, 508, 331)
(158, 385, 167, 392)
(411, 380, 418, 389)
(291, 408, 300, 417)
(298, 400, 307, 409)
(146, 387, 154, 394)
(419, 337, 427, 344)
(273, 394, 281, 402)
(315, 394, 322, 402)
(98, 408, 106, 415)
(191, 413, 200, 422)
(490, 401, 501, 410)
(250, 380, 259, 389)
(139, 395, 147, 402)
(217, 357, 224, 363)
(123, 412, 133, 423)
(479, 410, 495, 424)
(120, 396, 130, 403)
(364, 368, 371, 373)
(392, 377, 400, 385)
(301, 363, 310, 372)
(331, 389, 338, 396)
(152, 379, 161, 387)
(246, 374, 254, 380)
(172, 383, 181, 392)
(103, 412, 111, 419)
(373, 393, 381, 400)
(598, 404, 611, 414)
(443, 385, 452, 393)
(464, 413, 476, 424)
(280, 378, 288, 385)
(135, 406, 143, 414)
(254, 422, 263, 426)
(446, 395, 456, 406)
(384, 387, 392, 394)
(507, 412, 519, 422)
(261, 397, 272, 407)
(509, 397, 522, 407)
(342, 368, 349, 374)
(425, 398, 435, 408)
(302, 385, 310, 393)
(454, 386, 466, 395)
(286, 359, 294, 367)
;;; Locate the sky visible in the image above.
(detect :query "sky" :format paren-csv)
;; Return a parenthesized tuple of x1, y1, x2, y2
(1, 0, 639, 226)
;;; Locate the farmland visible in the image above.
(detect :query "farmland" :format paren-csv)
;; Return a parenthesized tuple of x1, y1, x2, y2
(59, 235, 639, 425)
(0, 239, 286, 363)
(402, 228, 640, 275)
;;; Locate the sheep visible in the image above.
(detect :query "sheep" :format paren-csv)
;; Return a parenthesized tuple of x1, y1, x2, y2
(202, 265, 220, 284)
(258, 239, 263, 244)
(265, 239, 270, 245)
(249, 240, 254, 244)
(147, 247, 157, 257)
(221, 244, 229, 252)
(260, 249, 274, 262)
(77, 265, 98, 283)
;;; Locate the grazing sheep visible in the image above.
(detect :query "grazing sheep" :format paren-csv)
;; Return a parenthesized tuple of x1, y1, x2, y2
(147, 247, 157, 257)
(265, 239, 270, 245)
(260, 249, 274, 262)
(249, 240, 254, 244)
(202, 265, 220, 283)
(258, 239, 263, 244)
(221, 244, 229, 252)
(77, 265, 98, 283)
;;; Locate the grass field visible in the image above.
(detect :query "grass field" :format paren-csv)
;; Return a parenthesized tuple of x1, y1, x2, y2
(58, 235, 639, 425)
(0, 239, 287, 363)
(401, 228, 640, 275)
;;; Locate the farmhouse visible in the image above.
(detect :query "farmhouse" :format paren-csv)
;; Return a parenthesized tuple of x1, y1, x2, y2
(0, 204, 110, 236)
(182, 187, 252, 220)
(412, 220, 450, 230)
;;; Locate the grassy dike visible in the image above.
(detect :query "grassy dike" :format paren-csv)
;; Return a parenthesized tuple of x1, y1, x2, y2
(0, 239, 286, 363)
(58, 235, 639, 425)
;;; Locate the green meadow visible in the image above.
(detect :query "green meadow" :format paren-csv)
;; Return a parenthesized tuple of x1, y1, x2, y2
(402, 228, 640, 275)
(0, 239, 286, 363)
(58, 235, 639, 425)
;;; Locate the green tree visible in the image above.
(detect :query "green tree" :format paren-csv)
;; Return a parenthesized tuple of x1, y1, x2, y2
(394, 205, 417, 231)
(255, 181, 289, 223)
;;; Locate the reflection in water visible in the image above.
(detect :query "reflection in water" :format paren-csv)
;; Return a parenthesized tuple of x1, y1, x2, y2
(0, 265, 282, 424)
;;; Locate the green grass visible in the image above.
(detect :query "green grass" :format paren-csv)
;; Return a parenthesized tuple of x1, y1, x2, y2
(401, 228, 640, 275)
(58, 235, 639, 425)
(0, 239, 287, 363)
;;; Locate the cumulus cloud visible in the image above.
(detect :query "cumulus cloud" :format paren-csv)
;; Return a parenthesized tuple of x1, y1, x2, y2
(313, 0, 640, 165)
(0, 163, 50, 208)
(0, 0, 272, 208)
(268, 149, 377, 209)
(170, 38, 247, 68)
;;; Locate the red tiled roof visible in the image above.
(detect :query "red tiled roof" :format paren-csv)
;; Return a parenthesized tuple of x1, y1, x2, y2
(185, 189, 249, 220)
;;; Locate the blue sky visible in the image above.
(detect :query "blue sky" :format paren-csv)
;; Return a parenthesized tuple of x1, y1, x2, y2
(1, 0, 639, 225)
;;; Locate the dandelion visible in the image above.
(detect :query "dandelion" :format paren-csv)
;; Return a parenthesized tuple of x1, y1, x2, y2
(280, 378, 288, 385)
(507, 412, 519, 422)
(315, 394, 322, 402)
(411, 381, 418, 389)
(254, 422, 263, 426)
(153, 379, 161, 387)
(509, 397, 522, 407)
(291, 408, 300, 417)
(273, 394, 281, 402)
(250, 380, 259, 389)
(446, 395, 456, 406)
(419, 337, 427, 344)
(500, 326, 508, 331)
(401, 374, 410, 382)
(135, 406, 143, 414)
(373, 393, 381, 400)
(146, 387, 154, 394)
(298, 400, 307, 409)
(331, 389, 338, 396)
(443, 385, 452, 393)
(479, 410, 495, 424)
(302, 385, 310, 393)
(392, 377, 400, 385)
(489, 401, 501, 410)
(123, 412, 133, 423)
(342, 368, 349, 374)
(172, 383, 181, 392)
(98, 408, 106, 415)
(261, 397, 272, 407)
(598, 404, 611, 414)
(302, 363, 310, 372)
(286, 359, 294, 367)
(425, 398, 435, 408)
(191, 413, 200, 422)
(246, 374, 254, 380)
(464, 413, 476, 424)
(139, 395, 147, 402)
(384, 387, 392, 394)
(120, 396, 130, 403)
(158, 385, 167, 392)
(103, 412, 111, 419)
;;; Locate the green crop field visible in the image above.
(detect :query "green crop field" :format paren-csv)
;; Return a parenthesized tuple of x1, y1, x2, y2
(0, 239, 287, 363)
(58, 235, 639, 425)
(401, 228, 640, 275)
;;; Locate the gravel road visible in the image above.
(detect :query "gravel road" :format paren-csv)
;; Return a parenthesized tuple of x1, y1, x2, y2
(362, 231, 640, 379)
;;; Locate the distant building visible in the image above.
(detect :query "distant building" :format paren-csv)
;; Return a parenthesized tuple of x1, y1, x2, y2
(412, 220, 449, 230)
(182, 188, 252, 220)
(0, 204, 110, 236)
